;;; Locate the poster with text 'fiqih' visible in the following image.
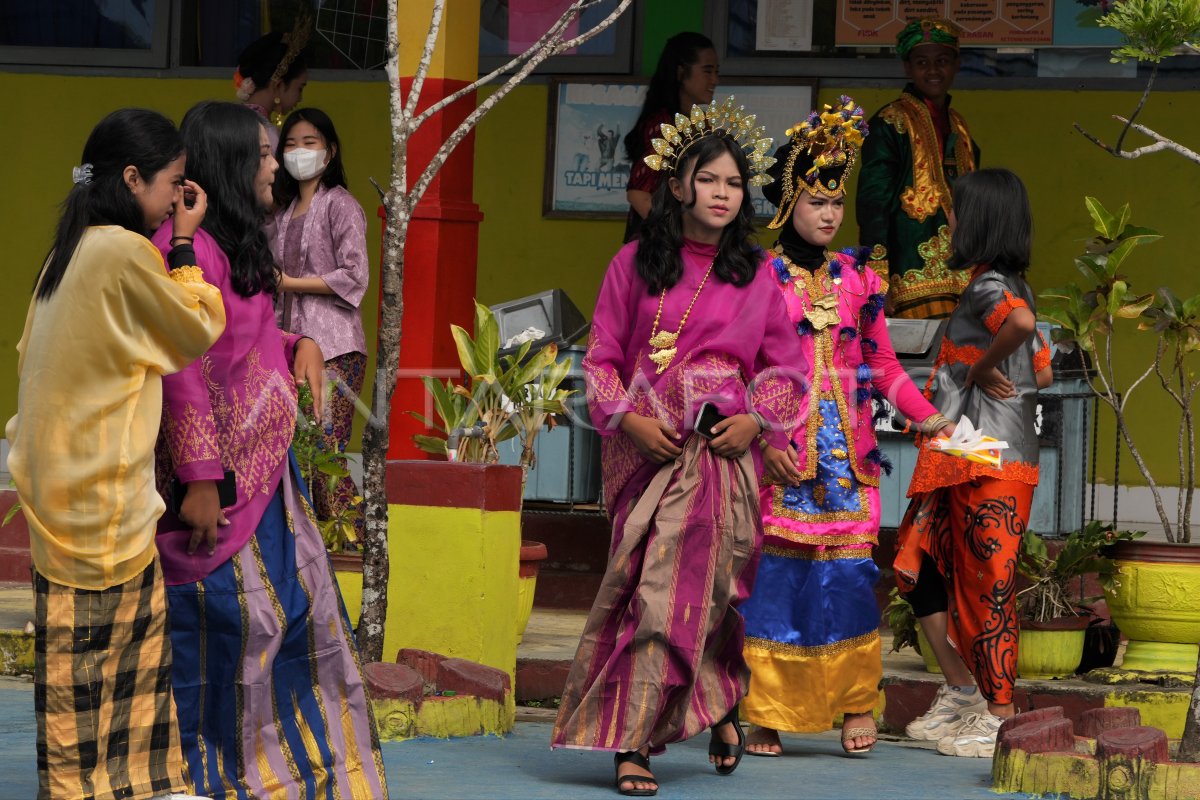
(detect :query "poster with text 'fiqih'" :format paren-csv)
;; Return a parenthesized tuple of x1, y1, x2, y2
(835, 0, 1052, 47)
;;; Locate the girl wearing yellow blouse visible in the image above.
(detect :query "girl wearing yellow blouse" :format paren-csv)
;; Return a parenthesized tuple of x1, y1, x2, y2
(5, 109, 225, 800)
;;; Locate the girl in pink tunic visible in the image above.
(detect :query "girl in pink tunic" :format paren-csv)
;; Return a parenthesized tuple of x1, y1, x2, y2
(552, 102, 807, 797)
(269, 107, 370, 545)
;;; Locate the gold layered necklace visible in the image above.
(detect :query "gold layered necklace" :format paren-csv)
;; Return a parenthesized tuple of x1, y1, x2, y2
(777, 246, 842, 332)
(648, 257, 716, 374)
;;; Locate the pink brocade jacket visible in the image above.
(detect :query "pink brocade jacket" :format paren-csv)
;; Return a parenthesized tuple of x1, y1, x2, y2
(584, 239, 809, 513)
(151, 223, 302, 585)
(772, 249, 939, 486)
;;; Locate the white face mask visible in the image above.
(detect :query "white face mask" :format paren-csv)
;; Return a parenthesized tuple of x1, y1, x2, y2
(283, 148, 327, 181)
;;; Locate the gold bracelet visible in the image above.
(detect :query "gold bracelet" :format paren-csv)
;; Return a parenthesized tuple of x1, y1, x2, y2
(921, 414, 950, 435)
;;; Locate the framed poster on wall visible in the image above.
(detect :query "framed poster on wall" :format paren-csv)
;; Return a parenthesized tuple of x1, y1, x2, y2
(543, 77, 819, 219)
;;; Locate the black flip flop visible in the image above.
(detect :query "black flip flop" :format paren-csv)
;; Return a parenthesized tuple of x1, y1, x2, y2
(708, 705, 746, 775)
(614, 750, 658, 797)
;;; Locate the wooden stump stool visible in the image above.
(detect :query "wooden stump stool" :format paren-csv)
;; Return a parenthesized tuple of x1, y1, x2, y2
(1096, 726, 1169, 800)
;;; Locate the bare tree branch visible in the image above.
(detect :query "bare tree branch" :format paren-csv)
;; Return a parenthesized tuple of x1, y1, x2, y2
(1114, 62, 1157, 154)
(408, 0, 633, 211)
(403, 0, 446, 121)
(1075, 115, 1200, 164)
(411, 2, 584, 131)
(558, 0, 633, 49)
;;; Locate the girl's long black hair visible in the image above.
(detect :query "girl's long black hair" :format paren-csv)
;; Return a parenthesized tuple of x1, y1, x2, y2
(623, 32, 715, 165)
(273, 107, 348, 208)
(949, 168, 1033, 276)
(37, 108, 183, 300)
(180, 101, 277, 297)
(635, 134, 759, 294)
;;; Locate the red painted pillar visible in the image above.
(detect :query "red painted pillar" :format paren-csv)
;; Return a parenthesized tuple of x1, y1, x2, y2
(383, 2, 484, 458)
(382, 89, 483, 457)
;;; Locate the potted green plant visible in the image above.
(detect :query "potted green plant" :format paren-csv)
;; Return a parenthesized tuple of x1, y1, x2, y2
(410, 300, 576, 470)
(1039, 200, 1200, 678)
(408, 300, 576, 645)
(1065, 0, 1200, 759)
(883, 587, 941, 674)
(1016, 524, 1144, 680)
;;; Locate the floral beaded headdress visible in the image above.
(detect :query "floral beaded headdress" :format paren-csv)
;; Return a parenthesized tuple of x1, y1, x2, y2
(764, 96, 869, 230)
(642, 96, 777, 187)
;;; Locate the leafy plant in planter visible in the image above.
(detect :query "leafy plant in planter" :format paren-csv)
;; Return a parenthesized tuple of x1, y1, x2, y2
(293, 382, 360, 553)
(410, 300, 576, 473)
(1015, 525, 1144, 680)
(1039, 200, 1200, 542)
(1017, 524, 1145, 624)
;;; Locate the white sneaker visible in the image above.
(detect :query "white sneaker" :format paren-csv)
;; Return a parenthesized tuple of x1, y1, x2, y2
(936, 711, 1003, 757)
(905, 684, 988, 741)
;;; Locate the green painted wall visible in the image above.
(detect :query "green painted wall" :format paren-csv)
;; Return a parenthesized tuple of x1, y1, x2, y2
(3, 71, 1198, 489)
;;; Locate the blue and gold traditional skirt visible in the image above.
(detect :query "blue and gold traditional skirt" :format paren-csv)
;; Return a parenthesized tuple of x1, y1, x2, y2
(742, 398, 882, 732)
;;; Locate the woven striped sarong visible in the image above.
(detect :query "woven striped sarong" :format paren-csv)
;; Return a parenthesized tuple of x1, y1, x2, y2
(35, 558, 187, 800)
(166, 459, 387, 799)
(551, 435, 762, 753)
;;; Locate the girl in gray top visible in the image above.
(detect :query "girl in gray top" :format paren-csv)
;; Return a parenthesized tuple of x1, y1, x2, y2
(892, 168, 1053, 759)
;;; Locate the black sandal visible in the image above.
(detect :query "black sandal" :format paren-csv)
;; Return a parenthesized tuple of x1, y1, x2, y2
(708, 705, 746, 776)
(614, 750, 658, 797)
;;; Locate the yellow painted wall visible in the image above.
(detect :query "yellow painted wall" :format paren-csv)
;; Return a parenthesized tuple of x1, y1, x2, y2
(3, 71, 1198, 488)
(1, 73, 389, 448)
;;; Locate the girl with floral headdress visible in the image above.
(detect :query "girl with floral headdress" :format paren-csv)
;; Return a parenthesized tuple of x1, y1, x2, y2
(739, 97, 953, 758)
(551, 98, 807, 796)
(234, 20, 311, 150)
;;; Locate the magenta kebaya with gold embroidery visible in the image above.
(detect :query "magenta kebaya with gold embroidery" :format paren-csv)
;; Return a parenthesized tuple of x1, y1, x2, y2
(151, 222, 301, 585)
(584, 238, 805, 512)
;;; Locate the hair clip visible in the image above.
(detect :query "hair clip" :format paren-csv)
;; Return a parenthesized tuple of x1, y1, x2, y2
(72, 163, 94, 185)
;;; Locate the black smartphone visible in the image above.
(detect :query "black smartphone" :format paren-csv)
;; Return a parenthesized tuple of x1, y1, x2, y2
(169, 470, 237, 516)
(695, 402, 727, 440)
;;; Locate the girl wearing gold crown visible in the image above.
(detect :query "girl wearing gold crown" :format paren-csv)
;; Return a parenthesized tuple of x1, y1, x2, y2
(551, 98, 808, 796)
(738, 97, 954, 758)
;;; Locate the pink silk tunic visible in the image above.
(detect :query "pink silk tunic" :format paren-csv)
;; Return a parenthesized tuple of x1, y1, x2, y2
(584, 238, 808, 513)
(151, 222, 302, 584)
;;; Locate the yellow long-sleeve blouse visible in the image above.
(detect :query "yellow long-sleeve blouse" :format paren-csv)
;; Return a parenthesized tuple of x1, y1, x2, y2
(5, 226, 226, 590)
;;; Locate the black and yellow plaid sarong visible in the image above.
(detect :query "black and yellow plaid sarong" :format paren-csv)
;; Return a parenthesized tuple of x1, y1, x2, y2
(35, 558, 188, 800)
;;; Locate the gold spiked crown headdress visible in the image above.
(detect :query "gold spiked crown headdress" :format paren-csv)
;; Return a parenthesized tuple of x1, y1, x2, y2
(643, 96, 776, 186)
(765, 95, 869, 229)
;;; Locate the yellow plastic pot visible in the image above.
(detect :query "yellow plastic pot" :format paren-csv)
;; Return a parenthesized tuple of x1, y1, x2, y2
(1017, 619, 1088, 680)
(1105, 541, 1200, 675)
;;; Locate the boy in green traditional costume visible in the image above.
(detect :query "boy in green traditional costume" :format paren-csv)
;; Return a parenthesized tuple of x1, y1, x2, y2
(856, 18, 980, 320)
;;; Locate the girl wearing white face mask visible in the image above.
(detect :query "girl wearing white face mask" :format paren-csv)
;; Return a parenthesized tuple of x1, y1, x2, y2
(269, 107, 370, 543)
